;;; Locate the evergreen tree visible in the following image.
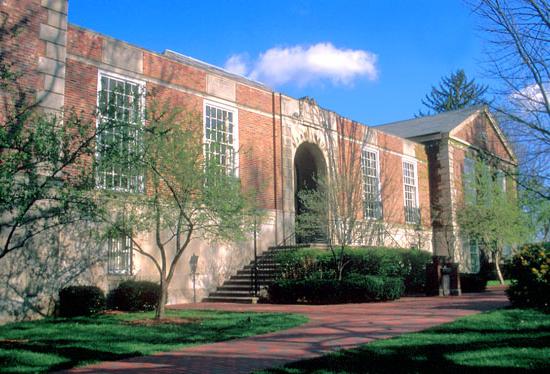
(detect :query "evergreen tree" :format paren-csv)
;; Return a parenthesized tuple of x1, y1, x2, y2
(418, 69, 488, 116)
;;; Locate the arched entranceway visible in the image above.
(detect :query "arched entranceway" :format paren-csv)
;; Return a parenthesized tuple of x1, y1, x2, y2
(294, 142, 327, 243)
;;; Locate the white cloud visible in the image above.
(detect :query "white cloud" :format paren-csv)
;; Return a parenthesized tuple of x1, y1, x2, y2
(223, 54, 249, 76)
(511, 83, 549, 110)
(224, 43, 378, 87)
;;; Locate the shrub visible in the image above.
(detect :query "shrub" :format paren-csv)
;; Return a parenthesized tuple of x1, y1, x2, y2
(59, 285, 106, 317)
(276, 247, 430, 294)
(107, 280, 161, 312)
(268, 275, 404, 304)
(506, 242, 550, 309)
(460, 273, 488, 293)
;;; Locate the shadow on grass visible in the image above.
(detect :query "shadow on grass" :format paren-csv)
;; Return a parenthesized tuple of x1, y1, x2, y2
(259, 308, 550, 374)
(0, 310, 307, 373)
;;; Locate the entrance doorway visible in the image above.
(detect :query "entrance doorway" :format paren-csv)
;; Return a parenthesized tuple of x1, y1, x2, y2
(294, 142, 327, 243)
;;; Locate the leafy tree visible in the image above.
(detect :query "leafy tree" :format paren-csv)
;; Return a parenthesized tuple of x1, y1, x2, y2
(457, 158, 531, 284)
(418, 69, 488, 116)
(102, 102, 256, 319)
(522, 177, 550, 241)
(0, 13, 102, 261)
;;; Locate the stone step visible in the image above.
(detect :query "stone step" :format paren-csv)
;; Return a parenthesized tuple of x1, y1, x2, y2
(203, 296, 258, 304)
(209, 290, 257, 297)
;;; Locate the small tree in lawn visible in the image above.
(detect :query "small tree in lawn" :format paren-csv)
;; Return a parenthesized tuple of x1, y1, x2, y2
(101, 102, 254, 319)
(457, 158, 531, 284)
(418, 69, 488, 116)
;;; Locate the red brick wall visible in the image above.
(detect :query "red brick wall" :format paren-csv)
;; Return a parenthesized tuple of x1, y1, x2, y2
(143, 52, 206, 93)
(237, 83, 272, 113)
(67, 25, 102, 61)
(453, 114, 513, 163)
(3, 2, 433, 225)
(0, 0, 46, 118)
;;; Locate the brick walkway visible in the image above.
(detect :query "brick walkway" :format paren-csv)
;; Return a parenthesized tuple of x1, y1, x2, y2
(68, 288, 508, 374)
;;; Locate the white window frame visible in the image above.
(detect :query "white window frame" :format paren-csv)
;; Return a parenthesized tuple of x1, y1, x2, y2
(107, 236, 133, 276)
(402, 157, 420, 224)
(361, 146, 382, 219)
(95, 70, 146, 193)
(203, 99, 239, 177)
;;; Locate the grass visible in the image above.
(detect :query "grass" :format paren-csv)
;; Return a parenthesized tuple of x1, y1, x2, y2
(257, 308, 550, 373)
(0, 309, 307, 373)
(487, 279, 513, 287)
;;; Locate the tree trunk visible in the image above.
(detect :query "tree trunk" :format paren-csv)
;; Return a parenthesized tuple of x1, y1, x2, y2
(155, 278, 168, 320)
(494, 252, 505, 285)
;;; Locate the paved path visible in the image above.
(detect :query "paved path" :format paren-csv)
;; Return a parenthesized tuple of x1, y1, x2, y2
(69, 288, 508, 374)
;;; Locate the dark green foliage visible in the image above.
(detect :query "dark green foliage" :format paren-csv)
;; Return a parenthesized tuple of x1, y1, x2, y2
(276, 247, 431, 294)
(107, 280, 161, 312)
(459, 274, 488, 293)
(58, 286, 105, 317)
(418, 69, 487, 116)
(507, 242, 550, 309)
(268, 276, 404, 304)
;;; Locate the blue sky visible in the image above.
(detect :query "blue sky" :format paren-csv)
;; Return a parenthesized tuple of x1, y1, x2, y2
(68, 1, 486, 125)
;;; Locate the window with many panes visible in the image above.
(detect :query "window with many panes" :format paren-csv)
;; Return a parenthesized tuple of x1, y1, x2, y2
(463, 157, 476, 203)
(361, 148, 382, 219)
(403, 160, 420, 224)
(96, 72, 145, 193)
(204, 102, 237, 175)
(107, 236, 133, 275)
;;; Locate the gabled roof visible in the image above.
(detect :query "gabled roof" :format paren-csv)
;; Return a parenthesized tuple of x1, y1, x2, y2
(374, 105, 484, 138)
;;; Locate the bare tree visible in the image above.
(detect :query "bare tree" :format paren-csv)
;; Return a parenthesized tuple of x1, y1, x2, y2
(470, 0, 550, 199)
(296, 101, 413, 280)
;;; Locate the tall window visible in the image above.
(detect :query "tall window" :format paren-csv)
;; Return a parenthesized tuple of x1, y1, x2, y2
(463, 157, 476, 203)
(403, 160, 420, 224)
(107, 236, 133, 275)
(204, 103, 237, 175)
(361, 148, 382, 219)
(469, 239, 480, 273)
(96, 72, 145, 193)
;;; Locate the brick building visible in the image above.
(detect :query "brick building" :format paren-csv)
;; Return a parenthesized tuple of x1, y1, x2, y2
(0, 0, 517, 317)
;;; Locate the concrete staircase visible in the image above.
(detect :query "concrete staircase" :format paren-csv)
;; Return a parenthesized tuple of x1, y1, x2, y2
(204, 245, 309, 304)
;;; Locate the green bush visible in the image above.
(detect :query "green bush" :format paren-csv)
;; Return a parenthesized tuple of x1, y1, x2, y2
(276, 247, 430, 294)
(268, 276, 404, 304)
(107, 280, 161, 312)
(506, 242, 550, 309)
(59, 285, 106, 317)
(460, 273, 488, 293)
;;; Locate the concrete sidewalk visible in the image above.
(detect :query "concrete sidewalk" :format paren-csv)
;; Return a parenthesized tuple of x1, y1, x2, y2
(68, 288, 509, 374)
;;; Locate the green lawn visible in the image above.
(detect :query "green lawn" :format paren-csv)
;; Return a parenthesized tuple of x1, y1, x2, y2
(0, 309, 307, 373)
(258, 308, 550, 373)
(487, 279, 513, 287)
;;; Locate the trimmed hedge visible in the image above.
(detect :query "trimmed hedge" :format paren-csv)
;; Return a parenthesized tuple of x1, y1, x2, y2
(59, 285, 106, 317)
(507, 242, 550, 310)
(460, 273, 488, 293)
(268, 275, 404, 304)
(275, 247, 431, 294)
(107, 280, 161, 312)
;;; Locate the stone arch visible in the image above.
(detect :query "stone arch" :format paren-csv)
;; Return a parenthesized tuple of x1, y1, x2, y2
(293, 142, 327, 243)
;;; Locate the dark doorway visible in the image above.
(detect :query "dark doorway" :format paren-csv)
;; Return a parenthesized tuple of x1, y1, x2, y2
(294, 142, 326, 243)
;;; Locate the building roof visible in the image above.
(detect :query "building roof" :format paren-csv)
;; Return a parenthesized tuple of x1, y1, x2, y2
(374, 105, 484, 139)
